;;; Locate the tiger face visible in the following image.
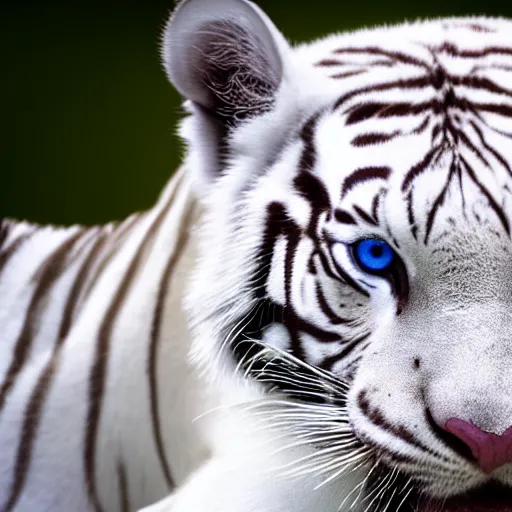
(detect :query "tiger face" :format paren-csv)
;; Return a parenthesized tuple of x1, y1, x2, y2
(164, 0, 512, 509)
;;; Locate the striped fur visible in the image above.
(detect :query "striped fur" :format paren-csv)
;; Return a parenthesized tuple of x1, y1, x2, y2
(0, 171, 211, 510)
(3, 0, 512, 511)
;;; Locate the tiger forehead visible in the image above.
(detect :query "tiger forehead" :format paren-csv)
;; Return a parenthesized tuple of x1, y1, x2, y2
(310, 17, 512, 78)
(310, 113, 512, 247)
(299, 20, 512, 244)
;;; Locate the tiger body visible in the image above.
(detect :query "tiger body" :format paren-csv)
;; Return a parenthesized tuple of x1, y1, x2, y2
(0, 173, 210, 510)
(2, 1, 512, 511)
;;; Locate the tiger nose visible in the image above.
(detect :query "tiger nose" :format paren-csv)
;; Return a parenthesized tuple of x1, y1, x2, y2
(445, 418, 512, 473)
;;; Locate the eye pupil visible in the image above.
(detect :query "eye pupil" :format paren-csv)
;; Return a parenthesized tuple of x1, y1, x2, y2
(353, 239, 394, 273)
(370, 246, 383, 258)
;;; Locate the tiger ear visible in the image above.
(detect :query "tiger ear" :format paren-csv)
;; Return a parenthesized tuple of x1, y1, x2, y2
(162, 0, 288, 127)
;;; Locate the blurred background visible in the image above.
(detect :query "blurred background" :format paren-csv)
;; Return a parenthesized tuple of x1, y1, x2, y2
(3, 0, 512, 225)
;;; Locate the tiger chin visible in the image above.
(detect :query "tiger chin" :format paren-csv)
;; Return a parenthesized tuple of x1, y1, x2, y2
(3, 0, 512, 511)
(155, 0, 512, 511)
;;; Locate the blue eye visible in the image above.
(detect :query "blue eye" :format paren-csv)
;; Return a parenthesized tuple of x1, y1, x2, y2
(353, 239, 395, 273)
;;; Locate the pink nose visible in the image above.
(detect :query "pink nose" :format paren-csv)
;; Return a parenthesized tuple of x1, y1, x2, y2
(445, 418, 512, 473)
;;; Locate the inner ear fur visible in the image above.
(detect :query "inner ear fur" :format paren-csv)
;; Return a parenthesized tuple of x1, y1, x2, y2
(163, 0, 285, 127)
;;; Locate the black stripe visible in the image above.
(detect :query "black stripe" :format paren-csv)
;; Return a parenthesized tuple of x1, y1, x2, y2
(283, 216, 307, 361)
(0, 220, 10, 249)
(117, 460, 130, 512)
(297, 113, 321, 175)
(357, 390, 450, 462)
(80, 215, 140, 301)
(284, 308, 342, 343)
(353, 204, 378, 226)
(59, 232, 110, 341)
(0, 230, 84, 413)
(333, 47, 430, 69)
(371, 192, 381, 223)
(461, 156, 510, 235)
(469, 120, 512, 178)
(447, 22, 495, 33)
(405, 190, 417, 241)
(345, 101, 435, 125)
(4, 231, 108, 511)
(316, 243, 349, 283)
(351, 131, 401, 147)
(315, 59, 344, 67)
(0, 231, 36, 280)
(330, 69, 367, 80)
(450, 74, 512, 98)
(324, 244, 370, 297)
(456, 129, 491, 168)
(319, 333, 371, 372)
(294, 171, 331, 238)
(85, 186, 180, 512)
(315, 284, 353, 326)
(249, 201, 291, 302)
(432, 43, 512, 59)
(401, 145, 440, 192)
(341, 166, 391, 198)
(470, 101, 512, 118)
(334, 74, 434, 113)
(412, 116, 431, 135)
(148, 206, 194, 492)
(334, 209, 357, 225)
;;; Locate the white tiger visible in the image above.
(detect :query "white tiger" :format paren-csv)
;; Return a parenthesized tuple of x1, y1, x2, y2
(1, 0, 512, 511)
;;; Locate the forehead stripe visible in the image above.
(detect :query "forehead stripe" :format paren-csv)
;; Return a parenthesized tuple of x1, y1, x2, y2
(341, 166, 391, 198)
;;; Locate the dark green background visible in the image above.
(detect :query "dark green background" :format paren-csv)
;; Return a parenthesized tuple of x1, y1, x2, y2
(3, 1, 512, 225)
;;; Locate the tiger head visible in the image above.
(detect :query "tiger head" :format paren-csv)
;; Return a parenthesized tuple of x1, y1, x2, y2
(164, 0, 512, 509)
